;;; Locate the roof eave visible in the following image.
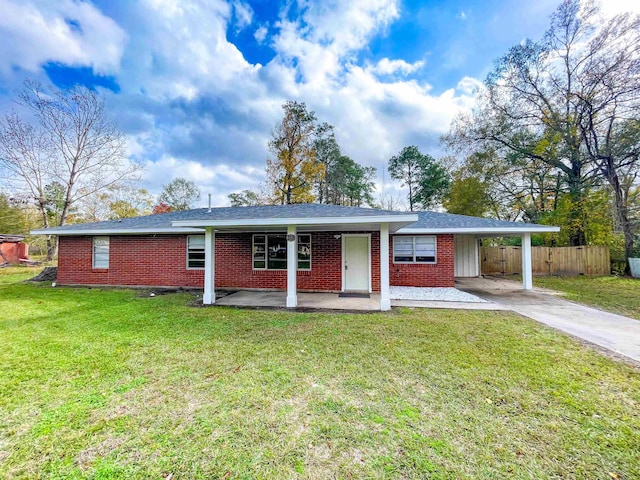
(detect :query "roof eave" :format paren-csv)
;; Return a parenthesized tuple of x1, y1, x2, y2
(171, 214, 419, 228)
(397, 226, 561, 234)
(30, 227, 205, 236)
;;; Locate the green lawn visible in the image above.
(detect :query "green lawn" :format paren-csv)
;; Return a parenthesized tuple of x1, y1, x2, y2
(1, 268, 639, 479)
(535, 275, 640, 320)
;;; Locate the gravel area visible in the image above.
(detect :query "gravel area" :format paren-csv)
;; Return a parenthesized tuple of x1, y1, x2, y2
(389, 286, 488, 303)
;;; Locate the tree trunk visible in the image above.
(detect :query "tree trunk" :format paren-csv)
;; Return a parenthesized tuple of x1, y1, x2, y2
(566, 173, 586, 246)
(609, 171, 635, 275)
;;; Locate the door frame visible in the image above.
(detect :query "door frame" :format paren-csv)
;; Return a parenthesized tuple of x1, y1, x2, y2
(341, 233, 372, 293)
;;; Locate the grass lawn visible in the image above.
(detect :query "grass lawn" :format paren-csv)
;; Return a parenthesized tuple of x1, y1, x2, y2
(1, 268, 639, 479)
(534, 275, 640, 320)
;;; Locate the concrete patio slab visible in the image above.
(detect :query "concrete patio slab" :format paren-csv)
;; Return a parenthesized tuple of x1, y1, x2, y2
(214, 290, 381, 311)
(457, 276, 640, 365)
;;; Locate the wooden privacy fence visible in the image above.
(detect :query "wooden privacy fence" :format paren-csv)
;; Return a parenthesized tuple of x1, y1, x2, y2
(481, 246, 610, 276)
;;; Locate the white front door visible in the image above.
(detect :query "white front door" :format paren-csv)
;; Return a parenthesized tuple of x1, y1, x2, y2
(343, 235, 370, 292)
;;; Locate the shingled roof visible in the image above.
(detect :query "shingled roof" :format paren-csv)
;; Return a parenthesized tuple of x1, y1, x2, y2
(402, 211, 556, 232)
(31, 203, 558, 235)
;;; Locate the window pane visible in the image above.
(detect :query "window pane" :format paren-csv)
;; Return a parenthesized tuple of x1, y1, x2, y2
(254, 235, 266, 244)
(415, 255, 436, 263)
(188, 235, 205, 249)
(268, 235, 287, 265)
(415, 245, 435, 254)
(298, 243, 311, 261)
(415, 236, 435, 245)
(298, 260, 310, 270)
(393, 237, 414, 259)
(253, 260, 266, 269)
(268, 258, 287, 269)
(93, 237, 109, 268)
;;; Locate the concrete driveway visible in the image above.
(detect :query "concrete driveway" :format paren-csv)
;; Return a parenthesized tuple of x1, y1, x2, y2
(457, 276, 640, 365)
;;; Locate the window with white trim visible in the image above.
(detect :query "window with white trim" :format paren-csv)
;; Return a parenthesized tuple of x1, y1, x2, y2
(253, 234, 311, 270)
(393, 236, 436, 263)
(92, 236, 110, 269)
(187, 235, 205, 269)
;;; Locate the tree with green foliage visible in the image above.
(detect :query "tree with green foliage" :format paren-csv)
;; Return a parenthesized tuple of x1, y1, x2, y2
(0, 193, 29, 234)
(443, 176, 491, 217)
(267, 101, 324, 204)
(388, 145, 449, 211)
(313, 123, 341, 204)
(325, 155, 376, 207)
(157, 178, 201, 211)
(228, 189, 265, 207)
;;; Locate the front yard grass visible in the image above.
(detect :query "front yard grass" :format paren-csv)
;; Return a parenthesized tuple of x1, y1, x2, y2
(1, 268, 639, 479)
(534, 275, 640, 320)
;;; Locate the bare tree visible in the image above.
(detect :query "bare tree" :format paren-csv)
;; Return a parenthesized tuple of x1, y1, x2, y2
(444, 0, 640, 265)
(0, 80, 138, 259)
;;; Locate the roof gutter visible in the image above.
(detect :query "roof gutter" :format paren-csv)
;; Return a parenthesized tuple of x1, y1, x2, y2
(171, 214, 419, 228)
(30, 227, 205, 236)
(397, 226, 561, 234)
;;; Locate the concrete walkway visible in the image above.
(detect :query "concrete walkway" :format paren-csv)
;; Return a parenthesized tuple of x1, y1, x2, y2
(457, 277, 640, 364)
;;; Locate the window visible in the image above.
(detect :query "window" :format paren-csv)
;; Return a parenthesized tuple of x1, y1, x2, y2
(93, 236, 110, 269)
(187, 235, 205, 269)
(253, 234, 311, 270)
(393, 236, 436, 263)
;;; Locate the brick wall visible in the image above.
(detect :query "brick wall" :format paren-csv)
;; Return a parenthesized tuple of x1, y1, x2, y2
(57, 232, 453, 290)
(56, 232, 380, 291)
(389, 234, 455, 287)
(57, 235, 204, 288)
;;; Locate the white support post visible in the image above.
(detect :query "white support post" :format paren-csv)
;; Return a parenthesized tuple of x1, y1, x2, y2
(522, 232, 533, 290)
(203, 227, 216, 304)
(380, 223, 391, 311)
(286, 224, 297, 308)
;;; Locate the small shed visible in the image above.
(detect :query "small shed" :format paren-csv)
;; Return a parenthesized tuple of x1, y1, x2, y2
(0, 234, 29, 265)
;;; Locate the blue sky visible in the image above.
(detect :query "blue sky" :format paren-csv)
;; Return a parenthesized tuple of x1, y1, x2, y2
(0, 0, 636, 207)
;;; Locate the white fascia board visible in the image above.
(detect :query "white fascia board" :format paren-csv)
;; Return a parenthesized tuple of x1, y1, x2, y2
(396, 226, 560, 234)
(30, 227, 205, 236)
(172, 214, 419, 228)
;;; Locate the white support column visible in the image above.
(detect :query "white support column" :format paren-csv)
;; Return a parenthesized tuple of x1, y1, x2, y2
(522, 232, 533, 290)
(203, 227, 216, 304)
(380, 223, 391, 311)
(286, 224, 297, 308)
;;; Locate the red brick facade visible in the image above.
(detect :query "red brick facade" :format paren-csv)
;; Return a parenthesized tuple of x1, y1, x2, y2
(389, 234, 455, 287)
(56, 232, 454, 290)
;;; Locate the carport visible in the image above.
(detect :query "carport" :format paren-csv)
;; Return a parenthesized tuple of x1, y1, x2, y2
(396, 212, 560, 290)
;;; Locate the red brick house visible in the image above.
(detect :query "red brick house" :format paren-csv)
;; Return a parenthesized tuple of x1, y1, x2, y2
(32, 204, 558, 310)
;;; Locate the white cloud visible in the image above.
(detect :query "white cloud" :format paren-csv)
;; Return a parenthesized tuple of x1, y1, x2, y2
(231, 0, 254, 31)
(0, 0, 127, 75)
(599, 0, 640, 17)
(370, 58, 425, 76)
(0, 0, 481, 206)
(254, 26, 268, 43)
